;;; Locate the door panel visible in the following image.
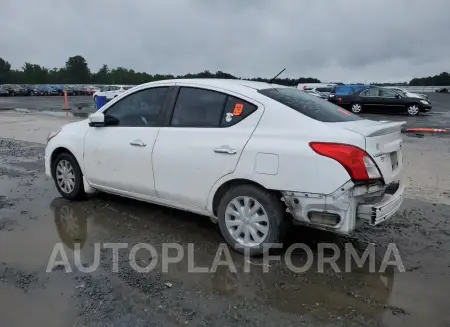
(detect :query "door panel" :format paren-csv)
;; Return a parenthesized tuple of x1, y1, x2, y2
(152, 87, 263, 209)
(84, 128, 159, 196)
(83, 86, 171, 196)
(378, 89, 406, 113)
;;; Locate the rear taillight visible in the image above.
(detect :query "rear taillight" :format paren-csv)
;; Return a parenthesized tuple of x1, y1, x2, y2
(303, 85, 307, 90)
(309, 142, 381, 181)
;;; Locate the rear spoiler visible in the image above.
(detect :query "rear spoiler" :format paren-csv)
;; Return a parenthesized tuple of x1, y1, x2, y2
(363, 121, 407, 137)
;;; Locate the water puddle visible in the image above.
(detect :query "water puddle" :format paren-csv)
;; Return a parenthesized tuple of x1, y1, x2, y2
(0, 165, 449, 326)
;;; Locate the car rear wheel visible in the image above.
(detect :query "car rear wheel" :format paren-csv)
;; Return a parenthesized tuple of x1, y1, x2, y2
(52, 152, 86, 200)
(217, 184, 288, 256)
(407, 104, 420, 116)
(351, 103, 362, 113)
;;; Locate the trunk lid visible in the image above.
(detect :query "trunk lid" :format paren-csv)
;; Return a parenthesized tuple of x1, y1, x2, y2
(327, 120, 406, 184)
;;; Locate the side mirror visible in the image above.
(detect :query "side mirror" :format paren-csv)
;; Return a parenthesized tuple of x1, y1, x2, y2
(88, 111, 105, 127)
(395, 94, 401, 99)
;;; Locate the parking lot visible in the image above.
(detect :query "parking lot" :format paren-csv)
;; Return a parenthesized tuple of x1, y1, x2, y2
(1, 92, 450, 327)
(1, 93, 449, 129)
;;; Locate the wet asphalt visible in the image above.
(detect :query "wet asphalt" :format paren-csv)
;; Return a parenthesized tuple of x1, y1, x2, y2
(1, 137, 450, 327)
(0, 93, 449, 129)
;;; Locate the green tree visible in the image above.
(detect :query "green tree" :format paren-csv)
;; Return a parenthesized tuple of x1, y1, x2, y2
(409, 72, 450, 86)
(63, 55, 91, 83)
(92, 64, 111, 84)
(22, 62, 49, 84)
(0, 57, 12, 84)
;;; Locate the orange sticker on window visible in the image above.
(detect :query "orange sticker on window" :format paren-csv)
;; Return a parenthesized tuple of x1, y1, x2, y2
(233, 103, 244, 116)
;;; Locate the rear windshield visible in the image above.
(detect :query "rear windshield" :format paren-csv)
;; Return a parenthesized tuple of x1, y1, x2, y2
(258, 88, 363, 122)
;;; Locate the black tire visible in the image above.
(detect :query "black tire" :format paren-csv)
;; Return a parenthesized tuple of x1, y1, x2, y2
(217, 184, 288, 256)
(52, 152, 86, 200)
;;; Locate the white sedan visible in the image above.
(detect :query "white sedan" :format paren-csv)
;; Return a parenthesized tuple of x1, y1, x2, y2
(45, 79, 405, 255)
(93, 85, 133, 100)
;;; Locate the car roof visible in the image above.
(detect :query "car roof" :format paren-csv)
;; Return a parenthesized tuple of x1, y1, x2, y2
(139, 78, 287, 93)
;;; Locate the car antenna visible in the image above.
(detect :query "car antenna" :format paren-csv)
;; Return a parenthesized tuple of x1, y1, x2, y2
(268, 68, 286, 84)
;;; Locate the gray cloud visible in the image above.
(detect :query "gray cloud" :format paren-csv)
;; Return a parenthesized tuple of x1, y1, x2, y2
(1, 0, 449, 82)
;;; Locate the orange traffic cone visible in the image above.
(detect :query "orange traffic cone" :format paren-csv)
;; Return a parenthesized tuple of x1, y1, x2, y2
(64, 90, 69, 110)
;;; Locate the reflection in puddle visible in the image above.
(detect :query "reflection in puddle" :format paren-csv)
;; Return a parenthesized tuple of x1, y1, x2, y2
(50, 197, 397, 322)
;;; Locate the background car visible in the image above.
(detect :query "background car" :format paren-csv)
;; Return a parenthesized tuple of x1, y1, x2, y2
(85, 86, 101, 95)
(43, 85, 60, 96)
(329, 84, 367, 96)
(0, 86, 9, 96)
(32, 85, 50, 96)
(388, 86, 428, 100)
(297, 83, 337, 96)
(303, 89, 328, 99)
(4, 84, 29, 96)
(435, 87, 449, 93)
(329, 86, 431, 115)
(93, 85, 134, 100)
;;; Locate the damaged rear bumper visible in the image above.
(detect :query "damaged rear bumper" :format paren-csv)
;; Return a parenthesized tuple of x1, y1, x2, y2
(281, 179, 404, 234)
(356, 181, 404, 225)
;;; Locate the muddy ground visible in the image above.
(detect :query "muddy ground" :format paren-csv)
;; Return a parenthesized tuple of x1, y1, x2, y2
(0, 132, 450, 327)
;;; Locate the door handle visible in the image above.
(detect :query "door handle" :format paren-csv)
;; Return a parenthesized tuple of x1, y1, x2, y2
(214, 147, 237, 155)
(130, 140, 146, 147)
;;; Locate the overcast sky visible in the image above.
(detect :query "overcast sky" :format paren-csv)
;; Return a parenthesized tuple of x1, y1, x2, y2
(1, 0, 449, 82)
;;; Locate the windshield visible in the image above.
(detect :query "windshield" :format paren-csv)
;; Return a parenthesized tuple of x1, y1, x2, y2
(258, 88, 362, 122)
(390, 88, 407, 96)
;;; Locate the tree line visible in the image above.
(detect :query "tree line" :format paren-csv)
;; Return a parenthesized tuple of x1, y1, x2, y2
(0, 55, 449, 86)
(0, 55, 319, 86)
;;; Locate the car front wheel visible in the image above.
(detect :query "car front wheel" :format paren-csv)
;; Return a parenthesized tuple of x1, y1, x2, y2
(52, 152, 86, 200)
(351, 103, 362, 113)
(407, 104, 420, 116)
(217, 185, 288, 256)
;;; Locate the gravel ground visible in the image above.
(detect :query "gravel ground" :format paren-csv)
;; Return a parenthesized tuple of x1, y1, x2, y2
(0, 135, 450, 327)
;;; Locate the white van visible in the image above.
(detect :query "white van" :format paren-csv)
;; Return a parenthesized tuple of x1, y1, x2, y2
(297, 83, 337, 95)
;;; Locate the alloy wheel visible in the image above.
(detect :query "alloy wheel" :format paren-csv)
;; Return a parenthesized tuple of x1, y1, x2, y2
(351, 104, 362, 113)
(408, 105, 419, 116)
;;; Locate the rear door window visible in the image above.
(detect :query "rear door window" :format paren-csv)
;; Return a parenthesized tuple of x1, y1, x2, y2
(361, 88, 379, 97)
(220, 96, 258, 127)
(170, 87, 227, 127)
(258, 88, 362, 122)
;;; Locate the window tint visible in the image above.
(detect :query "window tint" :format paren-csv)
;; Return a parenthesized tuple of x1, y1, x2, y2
(221, 96, 258, 127)
(379, 88, 396, 97)
(171, 87, 227, 127)
(316, 87, 332, 93)
(104, 87, 169, 127)
(361, 88, 379, 97)
(258, 88, 362, 122)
